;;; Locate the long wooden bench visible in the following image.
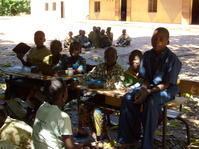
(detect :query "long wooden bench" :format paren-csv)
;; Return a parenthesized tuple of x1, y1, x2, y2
(162, 79, 199, 149)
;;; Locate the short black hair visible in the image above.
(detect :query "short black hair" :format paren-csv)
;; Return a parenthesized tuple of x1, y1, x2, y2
(69, 41, 82, 53)
(155, 27, 169, 39)
(44, 78, 67, 104)
(34, 30, 45, 37)
(50, 40, 62, 51)
(104, 47, 117, 57)
(129, 49, 142, 63)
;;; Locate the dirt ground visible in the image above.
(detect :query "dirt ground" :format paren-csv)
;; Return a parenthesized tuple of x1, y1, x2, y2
(0, 16, 198, 149)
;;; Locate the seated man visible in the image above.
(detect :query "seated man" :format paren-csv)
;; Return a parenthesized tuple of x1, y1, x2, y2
(118, 27, 182, 149)
(64, 31, 74, 49)
(106, 27, 113, 44)
(115, 29, 131, 47)
(0, 105, 33, 149)
(78, 30, 91, 49)
(88, 26, 97, 48)
(32, 78, 87, 149)
(79, 47, 125, 140)
(99, 29, 111, 48)
(89, 27, 101, 48)
(74, 29, 82, 43)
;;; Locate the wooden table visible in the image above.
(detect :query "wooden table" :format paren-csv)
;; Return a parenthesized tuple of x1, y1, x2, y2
(75, 84, 126, 107)
(0, 66, 82, 81)
(0, 66, 83, 103)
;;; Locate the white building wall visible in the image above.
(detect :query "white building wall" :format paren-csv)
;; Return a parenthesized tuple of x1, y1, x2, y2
(31, 0, 89, 21)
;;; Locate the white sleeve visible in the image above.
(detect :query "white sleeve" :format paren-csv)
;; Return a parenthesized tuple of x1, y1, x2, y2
(58, 112, 73, 136)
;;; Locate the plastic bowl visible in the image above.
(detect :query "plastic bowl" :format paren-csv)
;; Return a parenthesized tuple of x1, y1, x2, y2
(85, 80, 105, 89)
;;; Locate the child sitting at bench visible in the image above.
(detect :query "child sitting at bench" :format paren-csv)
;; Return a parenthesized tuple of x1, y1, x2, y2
(40, 40, 67, 75)
(60, 41, 86, 74)
(79, 47, 125, 141)
(124, 49, 143, 88)
(26, 30, 51, 67)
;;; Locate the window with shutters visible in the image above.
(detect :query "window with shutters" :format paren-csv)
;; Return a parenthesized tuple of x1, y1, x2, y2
(148, 0, 157, 12)
(94, 1, 100, 12)
(45, 3, 49, 11)
(52, 2, 56, 11)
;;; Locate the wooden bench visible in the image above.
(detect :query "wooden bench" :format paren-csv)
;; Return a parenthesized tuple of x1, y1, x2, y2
(162, 79, 199, 149)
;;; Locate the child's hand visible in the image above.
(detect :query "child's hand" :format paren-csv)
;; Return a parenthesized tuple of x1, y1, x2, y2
(134, 88, 149, 104)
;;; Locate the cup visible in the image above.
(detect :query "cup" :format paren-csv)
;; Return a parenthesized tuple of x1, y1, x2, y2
(68, 67, 74, 76)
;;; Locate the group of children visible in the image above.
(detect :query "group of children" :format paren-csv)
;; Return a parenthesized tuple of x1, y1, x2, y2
(64, 26, 131, 49)
(0, 27, 182, 149)
(16, 31, 86, 76)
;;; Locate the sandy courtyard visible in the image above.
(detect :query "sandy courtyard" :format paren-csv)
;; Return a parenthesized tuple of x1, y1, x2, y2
(0, 16, 199, 148)
(0, 15, 199, 81)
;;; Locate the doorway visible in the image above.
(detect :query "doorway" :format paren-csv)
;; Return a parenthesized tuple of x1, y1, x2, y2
(192, 0, 199, 24)
(121, 0, 127, 21)
(61, 1, 64, 18)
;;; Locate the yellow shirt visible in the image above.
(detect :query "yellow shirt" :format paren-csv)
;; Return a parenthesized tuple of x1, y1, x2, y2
(26, 46, 51, 66)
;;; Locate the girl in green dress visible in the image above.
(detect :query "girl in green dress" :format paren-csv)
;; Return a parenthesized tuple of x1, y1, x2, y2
(124, 49, 143, 88)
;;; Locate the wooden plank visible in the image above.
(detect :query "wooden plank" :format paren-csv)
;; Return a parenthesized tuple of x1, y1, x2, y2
(105, 96, 122, 107)
(179, 79, 199, 95)
(165, 96, 188, 108)
(76, 84, 125, 99)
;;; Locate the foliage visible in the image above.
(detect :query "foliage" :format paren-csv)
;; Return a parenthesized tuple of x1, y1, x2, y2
(0, 0, 30, 16)
(183, 93, 192, 98)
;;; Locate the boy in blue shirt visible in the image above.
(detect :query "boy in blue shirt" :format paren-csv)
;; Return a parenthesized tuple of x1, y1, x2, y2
(118, 27, 182, 149)
(60, 41, 86, 74)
